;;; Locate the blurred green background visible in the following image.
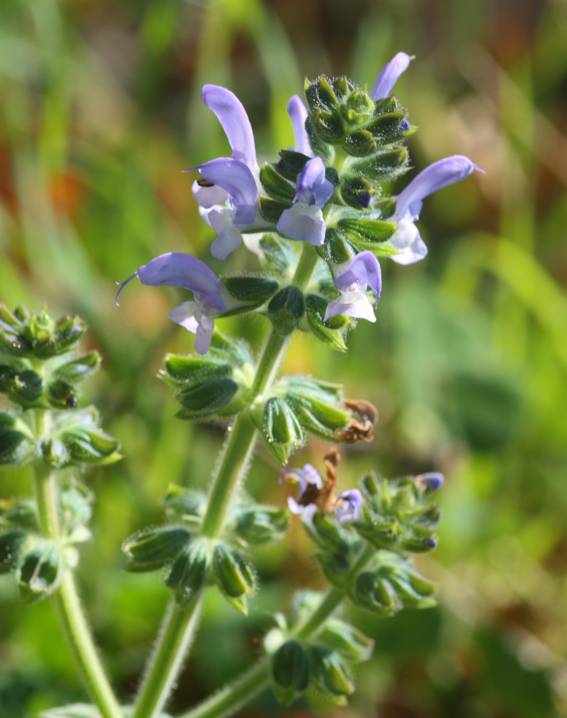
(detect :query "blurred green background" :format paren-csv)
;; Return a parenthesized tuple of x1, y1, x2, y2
(1, 0, 566, 716)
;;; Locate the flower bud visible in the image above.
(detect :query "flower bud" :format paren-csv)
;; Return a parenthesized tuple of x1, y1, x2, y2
(366, 110, 411, 144)
(319, 619, 374, 663)
(122, 526, 191, 573)
(339, 174, 375, 208)
(17, 541, 62, 602)
(271, 639, 311, 706)
(212, 543, 256, 613)
(261, 397, 304, 464)
(267, 287, 305, 335)
(165, 538, 211, 603)
(234, 506, 289, 545)
(343, 129, 377, 157)
(47, 379, 78, 409)
(352, 571, 400, 616)
(311, 646, 355, 698)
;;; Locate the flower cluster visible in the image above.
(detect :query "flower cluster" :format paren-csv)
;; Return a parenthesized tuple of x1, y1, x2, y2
(116, 52, 481, 354)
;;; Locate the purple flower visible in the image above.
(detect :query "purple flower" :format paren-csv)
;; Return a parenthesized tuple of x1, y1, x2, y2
(334, 489, 363, 523)
(416, 472, 444, 493)
(191, 84, 263, 260)
(277, 157, 334, 245)
(389, 155, 482, 265)
(115, 252, 225, 354)
(281, 464, 322, 516)
(324, 251, 382, 323)
(371, 52, 414, 100)
(287, 95, 312, 156)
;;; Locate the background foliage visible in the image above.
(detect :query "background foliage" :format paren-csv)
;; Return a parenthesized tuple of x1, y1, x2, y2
(1, 0, 566, 716)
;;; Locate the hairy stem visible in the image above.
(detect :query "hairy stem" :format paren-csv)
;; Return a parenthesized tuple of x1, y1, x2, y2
(33, 457, 123, 718)
(132, 245, 319, 718)
(179, 546, 376, 718)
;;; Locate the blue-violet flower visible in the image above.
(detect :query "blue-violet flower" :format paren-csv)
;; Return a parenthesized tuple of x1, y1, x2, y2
(390, 155, 482, 264)
(277, 157, 334, 245)
(324, 251, 382, 323)
(334, 489, 363, 523)
(115, 252, 225, 354)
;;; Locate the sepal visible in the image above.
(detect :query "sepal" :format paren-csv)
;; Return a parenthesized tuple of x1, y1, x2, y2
(258, 397, 305, 464)
(233, 505, 289, 545)
(17, 540, 62, 602)
(304, 295, 349, 352)
(271, 640, 311, 706)
(161, 332, 254, 421)
(267, 287, 305, 335)
(318, 619, 374, 663)
(122, 526, 192, 573)
(221, 276, 280, 315)
(165, 537, 211, 603)
(310, 646, 355, 700)
(212, 543, 256, 614)
(0, 411, 35, 465)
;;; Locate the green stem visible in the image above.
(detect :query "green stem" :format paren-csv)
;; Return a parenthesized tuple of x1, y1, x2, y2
(180, 546, 376, 718)
(32, 460, 123, 718)
(132, 245, 319, 718)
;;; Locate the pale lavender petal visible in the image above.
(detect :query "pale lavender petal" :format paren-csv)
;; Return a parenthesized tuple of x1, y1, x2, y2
(197, 157, 258, 224)
(194, 315, 214, 354)
(324, 292, 376, 323)
(296, 157, 333, 207)
(335, 251, 382, 297)
(211, 228, 242, 260)
(371, 51, 413, 100)
(277, 203, 326, 245)
(335, 489, 363, 523)
(192, 180, 229, 208)
(168, 301, 199, 333)
(287, 95, 312, 156)
(396, 155, 480, 219)
(389, 216, 428, 265)
(202, 84, 258, 172)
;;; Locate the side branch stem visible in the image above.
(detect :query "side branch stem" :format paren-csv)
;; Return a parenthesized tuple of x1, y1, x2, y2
(132, 245, 319, 718)
(180, 546, 376, 718)
(32, 458, 123, 718)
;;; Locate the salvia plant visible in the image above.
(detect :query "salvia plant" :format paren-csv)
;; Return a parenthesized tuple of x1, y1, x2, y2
(0, 52, 481, 718)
